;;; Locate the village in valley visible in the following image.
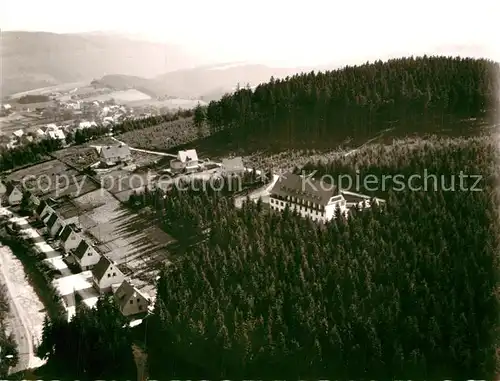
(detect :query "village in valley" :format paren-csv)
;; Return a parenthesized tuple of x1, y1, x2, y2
(0, 129, 383, 325)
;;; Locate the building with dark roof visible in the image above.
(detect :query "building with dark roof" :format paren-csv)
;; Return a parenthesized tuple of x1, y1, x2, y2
(113, 280, 150, 316)
(170, 149, 200, 173)
(269, 172, 348, 222)
(60, 225, 82, 253)
(72, 239, 100, 271)
(91, 255, 125, 293)
(2, 182, 23, 206)
(46, 212, 65, 237)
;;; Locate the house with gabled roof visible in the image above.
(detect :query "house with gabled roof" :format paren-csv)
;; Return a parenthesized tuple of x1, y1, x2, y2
(99, 144, 132, 166)
(36, 200, 55, 221)
(46, 212, 65, 237)
(2, 182, 23, 206)
(72, 239, 100, 271)
(59, 225, 82, 253)
(91, 255, 125, 293)
(113, 280, 150, 316)
(170, 149, 200, 173)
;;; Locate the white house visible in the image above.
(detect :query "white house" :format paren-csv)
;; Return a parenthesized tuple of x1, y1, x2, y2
(269, 172, 348, 222)
(91, 256, 125, 293)
(47, 129, 66, 142)
(2, 183, 23, 206)
(78, 121, 97, 130)
(0, 180, 6, 197)
(12, 129, 24, 139)
(170, 149, 200, 173)
(113, 280, 150, 316)
(46, 212, 65, 237)
(99, 144, 132, 166)
(59, 225, 82, 253)
(72, 240, 101, 271)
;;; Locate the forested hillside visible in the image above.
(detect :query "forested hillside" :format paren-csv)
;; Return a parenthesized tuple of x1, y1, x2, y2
(140, 137, 498, 378)
(200, 56, 498, 149)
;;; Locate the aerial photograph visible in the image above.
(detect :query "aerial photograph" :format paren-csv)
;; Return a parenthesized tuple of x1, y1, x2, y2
(0, 0, 499, 379)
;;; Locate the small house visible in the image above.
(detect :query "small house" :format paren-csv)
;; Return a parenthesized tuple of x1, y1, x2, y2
(113, 280, 150, 316)
(59, 225, 82, 253)
(72, 240, 100, 271)
(46, 212, 65, 237)
(2, 183, 23, 206)
(0, 180, 6, 197)
(170, 149, 199, 173)
(91, 256, 125, 293)
(99, 144, 132, 166)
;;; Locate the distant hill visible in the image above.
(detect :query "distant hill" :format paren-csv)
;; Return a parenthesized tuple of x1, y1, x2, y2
(1, 31, 201, 96)
(93, 63, 316, 100)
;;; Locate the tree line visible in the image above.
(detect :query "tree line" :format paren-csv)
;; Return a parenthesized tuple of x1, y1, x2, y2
(0, 284, 19, 377)
(194, 56, 498, 149)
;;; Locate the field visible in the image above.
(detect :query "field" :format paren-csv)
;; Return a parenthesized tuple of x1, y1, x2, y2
(51, 146, 100, 169)
(5, 159, 99, 200)
(0, 108, 62, 136)
(81, 89, 152, 103)
(73, 189, 174, 294)
(116, 117, 208, 152)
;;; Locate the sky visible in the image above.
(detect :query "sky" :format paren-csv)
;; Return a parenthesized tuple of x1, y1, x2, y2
(2, 0, 499, 66)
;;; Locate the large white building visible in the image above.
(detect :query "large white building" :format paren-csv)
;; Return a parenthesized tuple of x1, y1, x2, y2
(269, 172, 385, 222)
(269, 172, 348, 222)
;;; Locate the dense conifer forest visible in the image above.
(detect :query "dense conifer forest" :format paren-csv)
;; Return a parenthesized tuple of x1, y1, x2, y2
(199, 56, 498, 149)
(137, 137, 499, 378)
(35, 297, 136, 379)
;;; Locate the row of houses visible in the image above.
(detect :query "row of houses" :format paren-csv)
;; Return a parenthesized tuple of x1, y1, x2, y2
(35, 200, 151, 317)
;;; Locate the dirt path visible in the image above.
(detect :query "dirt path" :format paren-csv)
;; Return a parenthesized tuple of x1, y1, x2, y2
(111, 137, 177, 158)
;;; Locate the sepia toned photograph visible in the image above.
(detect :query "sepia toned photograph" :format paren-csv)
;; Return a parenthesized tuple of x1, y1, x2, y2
(0, 0, 499, 379)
